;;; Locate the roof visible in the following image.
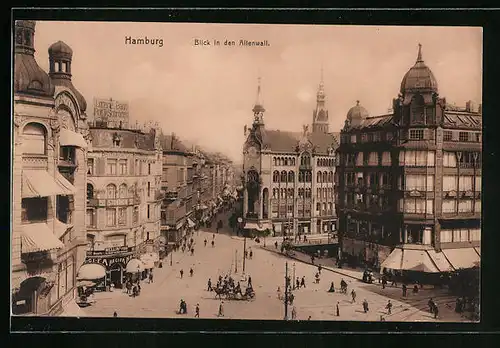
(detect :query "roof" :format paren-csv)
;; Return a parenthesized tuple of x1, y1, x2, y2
(89, 128, 156, 150)
(160, 134, 189, 153)
(262, 130, 339, 154)
(347, 101, 369, 121)
(400, 44, 438, 94)
(443, 112, 482, 130)
(14, 52, 55, 98)
(51, 78, 87, 112)
(344, 114, 395, 131)
(48, 40, 73, 58)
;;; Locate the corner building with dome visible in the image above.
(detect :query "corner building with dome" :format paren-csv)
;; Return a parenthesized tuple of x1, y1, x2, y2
(12, 21, 90, 315)
(242, 76, 339, 236)
(335, 45, 482, 276)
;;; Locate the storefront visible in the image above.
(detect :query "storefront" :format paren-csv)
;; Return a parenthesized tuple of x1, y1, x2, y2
(83, 246, 135, 289)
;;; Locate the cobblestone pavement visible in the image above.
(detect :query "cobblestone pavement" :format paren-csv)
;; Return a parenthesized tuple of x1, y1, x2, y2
(82, 231, 454, 321)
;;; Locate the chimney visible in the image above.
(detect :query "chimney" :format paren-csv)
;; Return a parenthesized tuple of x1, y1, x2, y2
(466, 100, 477, 113)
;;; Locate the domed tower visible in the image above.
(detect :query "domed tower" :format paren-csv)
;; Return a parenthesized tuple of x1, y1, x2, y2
(48, 40, 87, 112)
(394, 44, 440, 126)
(312, 67, 329, 134)
(346, 100, 369, 128)
(14, 20, 55, 98)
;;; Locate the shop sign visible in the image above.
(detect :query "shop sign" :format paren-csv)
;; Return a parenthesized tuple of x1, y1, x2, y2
(84, 255, 132, 268)
(87, 246, 134, 256)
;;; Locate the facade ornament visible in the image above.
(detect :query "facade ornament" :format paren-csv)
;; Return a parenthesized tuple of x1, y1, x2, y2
(79, 111, 87, 120)
(50, 119, 61, 133)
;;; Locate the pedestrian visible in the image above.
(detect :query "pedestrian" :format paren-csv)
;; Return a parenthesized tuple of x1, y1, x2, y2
(274, 241, 278, 249)
(247, 275, 252, 288)
(190, 268, 194, 277)
(380, 315, 386, 321)
(190, 238, 194, 245)
(249, 250, 253, 259)
(386, 300, 393, 315)
(402, 283, 407, 297)
(191, 248, 194, 256)
(277, 287, 282, 300)
(218, 301, 224, 317)
(428, 298, 435, 313)
(336, 302, 340, 316)
(362, 299, 369, 313)
(301, 276, 306, 288)
(204, 239, 207, 247)
(296, 277, 300, 290)
(180, 269, 184, 279)
(211, 240, 215, 248)
(311, 255, 315, 264)
(291, 306, 297, 320)
(113, 311, 118, 317)
(213, 233, 215, 240)
(307, 316, 312, 320)
(382, 276, 387, 289)
(351, 289, 356, 303)
(433, 303, 439, 319)
(195, 303, 200, 318)
(413, 283, 419, 294)
(149, 272, 154, 283)
(208, 278, 212, 291)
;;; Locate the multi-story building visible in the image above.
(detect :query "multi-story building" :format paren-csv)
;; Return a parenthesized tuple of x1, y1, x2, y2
(242, 76, 339, 236)
(160, 134, 196, 245)
(12, 21, 89, 315)
(335, 44, 481, 273)
(84, 117, 163, 288)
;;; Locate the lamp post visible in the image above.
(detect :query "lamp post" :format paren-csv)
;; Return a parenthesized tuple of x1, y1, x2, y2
(235, 250, 238, 273)
(170, 249, 173, 266)
(242, 236, 247, 275)
(284, 262, 289, 320)
(292, 263, 296, 290)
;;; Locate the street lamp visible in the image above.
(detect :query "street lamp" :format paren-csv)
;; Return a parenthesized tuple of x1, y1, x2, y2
(170, 249, 173, 266)
(292, 263, 296, 290)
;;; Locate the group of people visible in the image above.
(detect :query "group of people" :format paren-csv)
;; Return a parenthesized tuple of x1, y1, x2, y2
(125, 279, 142, 297)
(210, 274, 255, 298)
(204, 233, 216, 248)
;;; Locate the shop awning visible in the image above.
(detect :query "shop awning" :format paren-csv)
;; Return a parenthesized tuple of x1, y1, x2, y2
(59, 300, 87, 317)
(187, 218, 196, 228)
(59, 128, 88, 149)
(244, 222, 271, 231)
(141, 258, 155, 269)
(427, 249, 454, 272)
(21, 223, 64, 253)
(126, 259, 144, 273)
(141, 252, 160, 262)
(442, 248, 481, 270)
(401, 249, 440, 273)
(22, 170, 76, 198)
(53, 219, 73, 239)
(474, 247, 481, 256)
(77, 263, 106, 280)
(76, 280, 96, 288)
(380, 247, 404, 271)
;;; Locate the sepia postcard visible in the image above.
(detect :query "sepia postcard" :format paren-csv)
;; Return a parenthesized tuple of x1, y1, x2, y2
(11, 20, 482, 324)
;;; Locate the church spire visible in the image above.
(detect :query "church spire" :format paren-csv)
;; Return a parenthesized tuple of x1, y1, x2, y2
(416, 43, 423, 63)
(252, 76, 265, 125)
(312, 66, 329, 134)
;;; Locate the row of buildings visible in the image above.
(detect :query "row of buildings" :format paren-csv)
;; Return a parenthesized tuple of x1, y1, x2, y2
(241, 44, 481, 275)
(11, 20, 235, 316)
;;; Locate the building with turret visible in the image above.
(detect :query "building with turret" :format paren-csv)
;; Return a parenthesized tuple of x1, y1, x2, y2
(12, 21, 89, 315)
(242, 74, 339, 237)
(335, 44, 481, 274)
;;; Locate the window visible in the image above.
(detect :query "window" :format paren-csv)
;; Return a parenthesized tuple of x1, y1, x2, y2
(288, 171, 294, 183)
(361, 133, 367, 143)
(119, 159, 128, 175)
(426, 199, 434, 214)
(404, 151, 428, 166)
(22, 123, 46, 155)
(475, 200, 481, 213)
(107, 159, 117, 175)
(405, 175, 426, 191)
(133, 206, 139, 223)
(475, 176, 481, 191)
(426, 175, 435, 192)
(459, 176, 473, 191)
(21, 197, 48, 222)
(118, 207, 127, 225)
(409, 129, 424, 140)
(350, 134, 357, 143)
(106, 208, 116, 226)
(458, 200, 473, 213)
(273, 171, 279, 182)
(316, 202, 321, 211)
(281, 171, 287, 182)
(87, 184, 94, 200)
(147, 204, 150, 219)
(86, 208, 96, 228)
(459, 132, 469, 142)
(404, 198, 426, 214)
(367, 152, 377, 166)
(440, 230, 453, 243)
(443, 152, 457, 167)
(355, 153, 364, 166)
(443, 131, 453, 141)
(106, 184, 117, 199)
(87, 158, 94, 175)
(469, 228, 481, 242)
(381, 152, 391, 166)
(272, 188, 277, 199)
(119, 183, 127, 198)
(147, 182, 151, 197)
(148, 163, 151, 175)
(427, 151, 435, 166)
(475, 133, 481, 143)
(442, 199, 456, 213)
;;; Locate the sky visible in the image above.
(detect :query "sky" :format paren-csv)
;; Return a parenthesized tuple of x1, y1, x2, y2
(34, 22, 482, 162)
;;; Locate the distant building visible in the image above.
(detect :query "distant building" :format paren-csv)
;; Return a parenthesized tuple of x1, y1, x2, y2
(335, 44, 481, 273)
(12, 21, 89, 315)
(84, 113, 163, 289)
(242, 75, 339, 237)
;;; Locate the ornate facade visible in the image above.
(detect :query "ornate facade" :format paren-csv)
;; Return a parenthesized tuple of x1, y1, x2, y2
(12, 21, 89, 315)
(85, 119, 163, 288)
(242, 76, 339, 236)
(335, 44, 482, 273)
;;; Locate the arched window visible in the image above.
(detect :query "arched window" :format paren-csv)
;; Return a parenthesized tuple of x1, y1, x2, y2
(324, 188, 327, 198)
(298, 188, 304, 198)
(288, 171, 294, 183)
(272, 188, 277, 198)
(288, 188, 294, 198)
(306, 171, 312, 182)
(119, 183, 128, 198)
(273, 157, 276, 166)
(322, 171, 328, 182)
(411, 94, 425, 124)
(298, 171, 304, 182)
(281, 170, 287, 182)
(22, 123, 47, 155)
(316, 202, 321, 211)
(281, 188, 286, 199)
(273, 171, 280, 183)
(292, 158, 296, 166)
(106, 184, 117, 199)
(317, 159, 320, 166)
(317, 172, 322, 183)
(305, 188, 311, 198)
(284, 158, 288, 166)
(328, 202, 333, 211)
(87, 184, 94, 200)
(317, 188, 321, 198)
(323, 203, 327, 211)
(328, 172, 333, 182)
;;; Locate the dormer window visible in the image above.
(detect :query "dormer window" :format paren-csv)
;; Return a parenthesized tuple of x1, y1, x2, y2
(113, 133, 122, 147)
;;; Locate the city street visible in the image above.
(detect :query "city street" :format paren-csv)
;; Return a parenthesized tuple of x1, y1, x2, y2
(83, 230, 437, 321)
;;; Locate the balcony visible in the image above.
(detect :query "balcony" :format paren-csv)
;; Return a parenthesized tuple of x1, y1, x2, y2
(86, 197, 140, 207)
(164, 191, 179, 200)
